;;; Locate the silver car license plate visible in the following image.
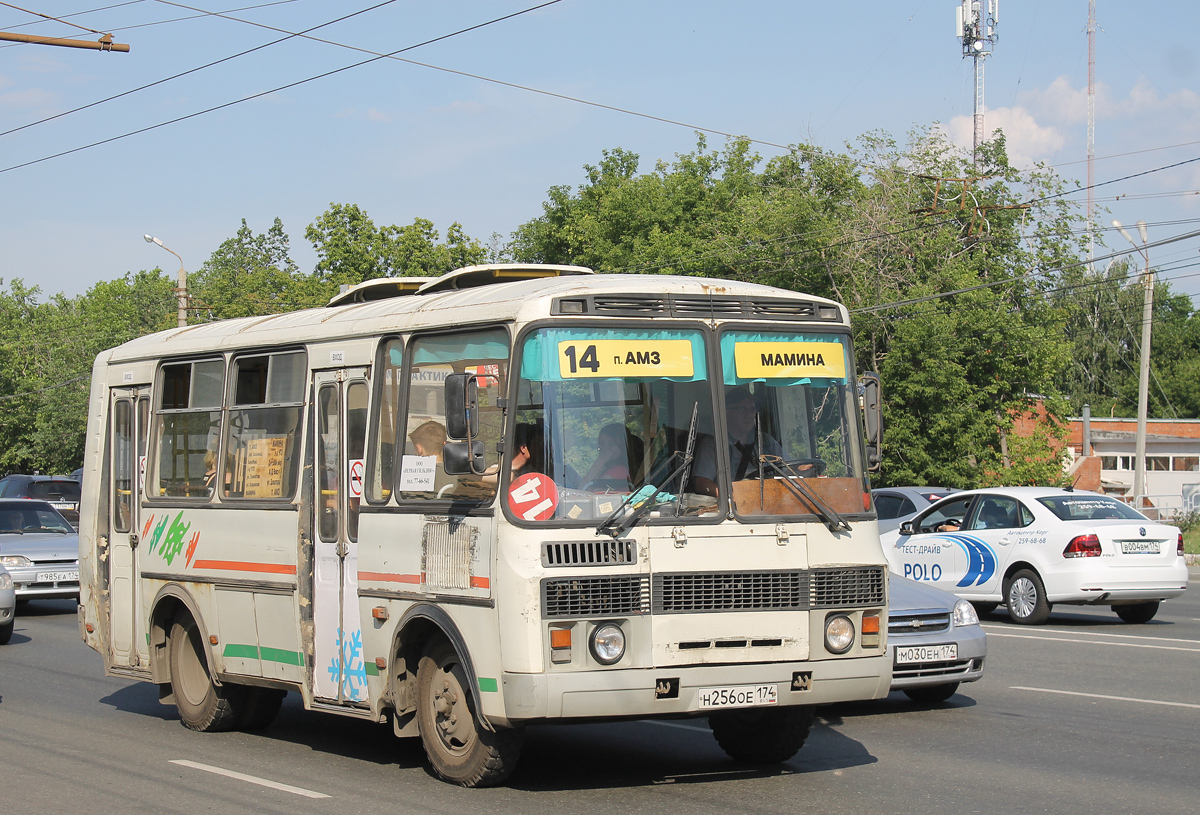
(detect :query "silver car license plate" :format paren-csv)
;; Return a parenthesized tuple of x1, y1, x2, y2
(697, 684, 778, 709)
(894, 643, 958, 664)
(37, 569, 79, 583)
(1121, 540, 1160, 554)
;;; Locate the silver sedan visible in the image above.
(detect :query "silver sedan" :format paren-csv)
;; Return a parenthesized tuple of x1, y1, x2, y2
(888, 575, 986, 702)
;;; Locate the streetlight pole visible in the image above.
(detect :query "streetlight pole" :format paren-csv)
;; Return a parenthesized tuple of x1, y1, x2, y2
(1112, 219, 1152, 506)
(144, 234, 188, 329)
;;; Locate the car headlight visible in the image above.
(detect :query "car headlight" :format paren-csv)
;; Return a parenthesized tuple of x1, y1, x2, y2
(953, 599, 980, 627)
(824, 614, 855, 654)
(0, 572, 12, 590)
(0, 555, 31, 568)
(589, 623, 626, 665)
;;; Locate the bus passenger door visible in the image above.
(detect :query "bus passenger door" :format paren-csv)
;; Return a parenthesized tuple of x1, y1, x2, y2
(312, 370, 370, 704)
(109, 387, 151, 669)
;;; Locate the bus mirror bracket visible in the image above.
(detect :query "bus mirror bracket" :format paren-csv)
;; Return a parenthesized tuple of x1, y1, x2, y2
(860, 372, 882, 472)
(445, 373, 479, 440)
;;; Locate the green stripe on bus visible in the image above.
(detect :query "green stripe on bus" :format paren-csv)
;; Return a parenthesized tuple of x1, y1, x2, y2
(478, 677, 498, 693)
(222, 644, 304, 666)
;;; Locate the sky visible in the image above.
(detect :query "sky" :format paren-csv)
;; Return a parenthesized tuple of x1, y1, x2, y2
(2, 1, 1200, 301)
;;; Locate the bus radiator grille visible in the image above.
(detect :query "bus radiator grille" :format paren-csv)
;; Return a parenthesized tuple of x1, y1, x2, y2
(810, 567, 886, 608)
(652, 571, 809, 614)
(541, 575, 651, 617)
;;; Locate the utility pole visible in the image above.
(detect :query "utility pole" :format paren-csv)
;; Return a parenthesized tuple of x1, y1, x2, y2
(1113, 219, 1152, 506)
(956, 0, 999, 165)
(1087, 0, 1097, 267)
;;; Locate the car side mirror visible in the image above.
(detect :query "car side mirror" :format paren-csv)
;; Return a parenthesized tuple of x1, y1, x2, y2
(860, 372, 882, 472)
(444, 373, 478, 441)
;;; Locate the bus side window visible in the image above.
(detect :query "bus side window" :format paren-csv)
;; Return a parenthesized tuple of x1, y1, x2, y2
(398, 329, 509, 502)
(152, 358, 224, 499)
(221, 350, 306, 501)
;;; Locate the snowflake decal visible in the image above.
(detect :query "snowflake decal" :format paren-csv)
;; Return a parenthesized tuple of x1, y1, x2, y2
(326, 627, 368, 701)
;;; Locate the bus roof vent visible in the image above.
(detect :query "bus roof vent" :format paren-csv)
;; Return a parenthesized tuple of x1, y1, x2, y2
(416, 263, 593, 295)
(326, 277, 427, 307)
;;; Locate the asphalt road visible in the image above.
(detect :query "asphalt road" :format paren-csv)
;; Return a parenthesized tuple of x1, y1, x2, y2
(2, 570, 1197, 815)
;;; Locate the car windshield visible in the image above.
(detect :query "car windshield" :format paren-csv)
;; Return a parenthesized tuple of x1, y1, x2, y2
(1036, 494, 1147, 522)
(0, 502, 73, 533)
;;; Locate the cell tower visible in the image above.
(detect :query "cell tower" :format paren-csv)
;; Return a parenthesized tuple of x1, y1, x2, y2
(956, 0, 999, 164)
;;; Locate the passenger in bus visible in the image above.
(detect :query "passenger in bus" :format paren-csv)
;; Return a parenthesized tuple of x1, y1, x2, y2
(408, 420, 457, 495)
(690, 385, 784, 497)
(582, 423, 644, 490)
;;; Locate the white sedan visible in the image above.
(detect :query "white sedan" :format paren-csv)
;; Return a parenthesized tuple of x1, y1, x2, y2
(880, 487, 1189, 624)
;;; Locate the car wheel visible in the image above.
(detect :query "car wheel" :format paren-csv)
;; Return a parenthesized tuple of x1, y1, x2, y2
(902, 682, 960, 703)
(1005, 569, 1051, 625)
(415, 640, 523, 787)
(709, 705, 814, 764)
(169, 612, 243, 732)
(0, 619, 12, 645)
(971, 602, 998, 616)
(1113, 601, 1160, 624)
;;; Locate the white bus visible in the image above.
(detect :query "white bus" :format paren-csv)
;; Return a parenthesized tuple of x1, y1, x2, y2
(78, 264, 890, 787)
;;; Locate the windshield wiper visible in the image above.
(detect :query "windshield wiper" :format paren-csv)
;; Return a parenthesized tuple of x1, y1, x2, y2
(596, 403, 699, 539)
(756, 454, 851, 533)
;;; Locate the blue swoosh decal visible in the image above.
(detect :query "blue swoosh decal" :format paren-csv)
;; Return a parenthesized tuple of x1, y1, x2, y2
(943, 534, 997, 587)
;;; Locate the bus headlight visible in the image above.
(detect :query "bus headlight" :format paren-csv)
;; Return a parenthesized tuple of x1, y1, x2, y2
(824, 614, 855, 654)
(589, 622, 626, 665)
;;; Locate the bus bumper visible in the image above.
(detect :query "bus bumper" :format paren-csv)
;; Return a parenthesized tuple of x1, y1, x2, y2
(496, 653, 891, 725)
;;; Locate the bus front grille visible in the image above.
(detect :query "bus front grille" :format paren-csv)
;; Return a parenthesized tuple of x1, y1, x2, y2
(542, 539, 636, 567)
(810, 567, 886, 608)
(542, 575, 651, 617)
(652, 570, 809, 613)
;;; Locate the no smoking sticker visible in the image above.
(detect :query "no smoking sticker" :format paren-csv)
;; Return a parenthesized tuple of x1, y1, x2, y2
(508, 473, 559, 521)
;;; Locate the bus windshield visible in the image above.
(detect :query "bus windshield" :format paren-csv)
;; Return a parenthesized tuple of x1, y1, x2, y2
(512, 327, 718, 523)
(510, 325, 868, 525)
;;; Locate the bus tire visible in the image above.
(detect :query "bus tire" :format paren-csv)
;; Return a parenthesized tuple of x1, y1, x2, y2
(169, 612, 242, 732)
(236, 688, 286, 730)
(415, 640, 522, 787)
(709, 704, 813, 764)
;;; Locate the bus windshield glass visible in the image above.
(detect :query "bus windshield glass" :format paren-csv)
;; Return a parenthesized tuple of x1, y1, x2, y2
(512, 327, 718, 524)
(718, 329, 866, 519)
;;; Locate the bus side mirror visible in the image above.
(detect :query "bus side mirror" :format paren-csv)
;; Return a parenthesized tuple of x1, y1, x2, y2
(444, 373, 478, 441)
(860, 372, 882, 472)
(443, 440, 486, 476)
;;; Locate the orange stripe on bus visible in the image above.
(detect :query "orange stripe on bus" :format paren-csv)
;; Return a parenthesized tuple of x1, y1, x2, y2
(358, 572, 421, 584)
(191, 560, 297, 575)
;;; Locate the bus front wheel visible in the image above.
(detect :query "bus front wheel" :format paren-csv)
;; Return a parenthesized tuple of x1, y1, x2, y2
(709, 705, 813, 764)
(415, 640, 522, 787)
(169, 612, 243, 732)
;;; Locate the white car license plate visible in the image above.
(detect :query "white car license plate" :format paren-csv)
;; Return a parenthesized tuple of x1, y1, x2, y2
(37, 569, 79, 583)
(697, 684, 778, 710)
(1121, 540, 1160, 554)
(894, 643, 958, 664)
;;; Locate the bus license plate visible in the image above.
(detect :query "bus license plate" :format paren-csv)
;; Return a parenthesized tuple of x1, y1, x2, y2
(894, 644, 957, 665)
(697, 684, 778, 710)
(1121, 540, 1160, 554)
(37, 569, 78, 583)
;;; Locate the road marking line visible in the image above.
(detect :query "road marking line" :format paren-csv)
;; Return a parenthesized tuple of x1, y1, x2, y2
(1012, 686, 1200, 710)
(981, 625, 1200, 645)
(985, 631, 1200, 653)
(641, 720, 710, 732)
(170, 760, 330, 798)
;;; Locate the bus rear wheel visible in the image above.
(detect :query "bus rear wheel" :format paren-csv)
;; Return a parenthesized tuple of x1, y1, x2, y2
(169, 612, 243, 732)
(415, 640, 522, 787)
(709, 705, 814, 764)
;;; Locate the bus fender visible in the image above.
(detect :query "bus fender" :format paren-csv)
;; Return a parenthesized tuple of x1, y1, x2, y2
(389, 603, 493, 733)
(147, 582, 222, 698)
